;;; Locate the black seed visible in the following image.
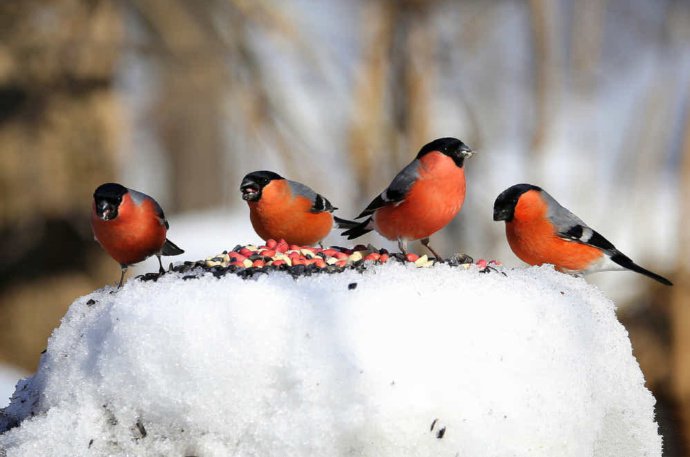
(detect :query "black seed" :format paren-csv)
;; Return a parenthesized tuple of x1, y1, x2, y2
(86, 299, 96, 306)
(135, 419, 147, 438)
(305, 264, 320, 273)
(430, 418, 438, 431)
(290, 265, 306, 276)
(348, 282, 358, 290)
(437, 427, 446, 439)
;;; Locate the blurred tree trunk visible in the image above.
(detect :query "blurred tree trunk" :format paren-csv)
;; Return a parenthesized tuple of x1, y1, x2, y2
(0, 0, 123, 370)
(348, 0, 394, 203)
(671, 89, 690, 448)
(527, 0, 561, 163)
(130, 0, 226, 213)
(347, 0, 436, 205)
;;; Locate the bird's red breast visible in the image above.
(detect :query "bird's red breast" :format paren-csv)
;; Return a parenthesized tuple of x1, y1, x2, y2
(91, 193, 167, 266)
(247, 179, 333, 245)
(506, 190, 603, 272)
(373, 151, 466, 241)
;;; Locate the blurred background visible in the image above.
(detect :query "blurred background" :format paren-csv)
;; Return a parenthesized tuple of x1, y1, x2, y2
(0, 0, 689, 453)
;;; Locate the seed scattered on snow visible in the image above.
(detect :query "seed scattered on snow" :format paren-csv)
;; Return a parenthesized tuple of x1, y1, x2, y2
(142, 239, 501, 282)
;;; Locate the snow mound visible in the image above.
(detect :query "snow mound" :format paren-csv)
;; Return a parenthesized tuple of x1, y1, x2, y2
(0, 264, 660, 457)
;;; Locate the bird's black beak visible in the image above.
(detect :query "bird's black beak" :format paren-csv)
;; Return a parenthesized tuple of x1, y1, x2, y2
(240, 178, 261, 202)
(459, 144, 475, 159)
(96, 200, 118, 221)
(493, 206, 511, 222)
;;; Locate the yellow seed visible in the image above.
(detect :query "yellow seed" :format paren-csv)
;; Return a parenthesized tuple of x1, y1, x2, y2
(349, 251, 363, 262)
(300, 249, 316, 258)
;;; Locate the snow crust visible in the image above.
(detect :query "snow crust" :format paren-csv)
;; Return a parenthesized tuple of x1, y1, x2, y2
(0, 264, 660, 457)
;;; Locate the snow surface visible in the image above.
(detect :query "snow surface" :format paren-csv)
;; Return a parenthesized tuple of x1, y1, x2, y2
(0, 264, 660, 457)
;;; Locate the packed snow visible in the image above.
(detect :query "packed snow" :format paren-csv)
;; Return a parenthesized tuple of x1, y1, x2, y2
(0, 264, 660, 457)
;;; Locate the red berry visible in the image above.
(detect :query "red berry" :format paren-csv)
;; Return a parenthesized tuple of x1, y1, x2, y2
(405, 253, 419, 262)
(252, 260, 265, 268)
(266, 239, 278, 249)
(364, 253, 380, 261)
(229, 253, 246, 262)
(379, 254, 389, 263)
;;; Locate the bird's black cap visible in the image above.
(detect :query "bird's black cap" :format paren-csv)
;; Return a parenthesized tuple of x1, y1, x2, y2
(416, 137, 474, 167)
(240, 170, 284, 202)
(493, 183, 543, 222)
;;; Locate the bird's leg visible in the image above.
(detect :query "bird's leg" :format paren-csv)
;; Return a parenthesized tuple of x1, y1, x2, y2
(420, 238, 442, 260)
(157, 254, 165, 274)
(397, 238, 408, 255)
(118, 265, 128, 289)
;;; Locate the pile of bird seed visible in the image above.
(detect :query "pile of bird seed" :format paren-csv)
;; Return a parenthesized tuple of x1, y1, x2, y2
(137, 239, 503, 282)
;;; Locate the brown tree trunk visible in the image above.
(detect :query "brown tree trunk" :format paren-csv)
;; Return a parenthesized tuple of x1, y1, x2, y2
(671, 88, 690, 449)
(0, 0, 123, 370)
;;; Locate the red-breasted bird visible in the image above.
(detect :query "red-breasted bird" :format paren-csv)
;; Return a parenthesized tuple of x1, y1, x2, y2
(493, 183, 672, 285)
(240, 171, 337, 245)
(335, 137, 475, 259)
(91, 183, 184, 288)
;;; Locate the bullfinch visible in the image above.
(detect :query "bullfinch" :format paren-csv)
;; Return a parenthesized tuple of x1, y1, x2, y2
(335, 137, 475, 259)
(240, 171, 337, 246)
(493, 183, 672, 285)
(91, 183, 184, 288)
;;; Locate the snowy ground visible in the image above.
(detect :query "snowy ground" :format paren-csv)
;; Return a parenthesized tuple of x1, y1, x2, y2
(0, 263, 660, 457)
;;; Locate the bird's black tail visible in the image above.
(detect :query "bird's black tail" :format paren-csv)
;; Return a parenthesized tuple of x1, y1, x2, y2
(162, 239, 185, 256)
(334, 216, 374, 240)
(610, 252, 672, 286)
